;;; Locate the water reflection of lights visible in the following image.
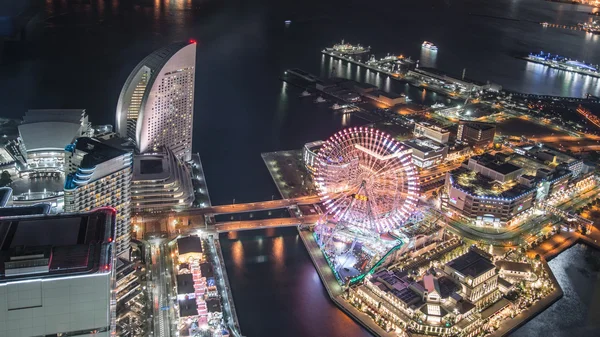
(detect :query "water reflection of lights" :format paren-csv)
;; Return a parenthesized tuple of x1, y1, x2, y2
(231, 240, 244, 269)
(272, 236, 284, 268)
(341, 112, 349, 126)
(419, 49, 437, 68)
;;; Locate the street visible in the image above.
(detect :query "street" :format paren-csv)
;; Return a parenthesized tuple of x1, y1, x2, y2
(150, 241, 173, 337)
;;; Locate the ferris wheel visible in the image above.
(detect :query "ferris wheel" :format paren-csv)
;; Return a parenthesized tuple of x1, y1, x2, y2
(315, 127, 420, 233)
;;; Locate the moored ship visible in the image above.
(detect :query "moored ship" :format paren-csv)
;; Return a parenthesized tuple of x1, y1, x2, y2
(324, 39, 370, 55)
(523, 51, 600, 78)
(421, 41, 438, 51)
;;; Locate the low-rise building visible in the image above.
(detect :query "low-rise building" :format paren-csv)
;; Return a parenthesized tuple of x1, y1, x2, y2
(444, 167, 536, 227)
(414, 122, 450, 144)
(495, 260, 533, 280)
(444, 249, 499, 308)
(402, 138, 448, 168)
(177, 236, 203, 262)
(457, 121, 495, 149)
(365, 90, 406, 106)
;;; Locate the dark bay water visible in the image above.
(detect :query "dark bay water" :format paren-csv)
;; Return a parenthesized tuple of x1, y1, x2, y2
(219, 227, 373, 337)
(512, 244, 600, 337)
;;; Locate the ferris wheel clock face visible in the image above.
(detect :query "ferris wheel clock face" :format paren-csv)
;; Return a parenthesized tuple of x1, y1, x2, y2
(315, 127, 420, 233)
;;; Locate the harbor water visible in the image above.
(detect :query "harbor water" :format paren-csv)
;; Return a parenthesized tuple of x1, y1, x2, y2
(219, 227, 373, 337)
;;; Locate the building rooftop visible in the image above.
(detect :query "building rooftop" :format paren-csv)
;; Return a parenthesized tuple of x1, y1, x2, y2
(69, 137, 130, 169)
(176, 273, 196, 295)
(495, 260, 533, 274)
(178, 298, 198, 317)
(177, 236, 202, 255)
(206, 298, 222, 313)
(200, 262, 214, 279)
(454, 299, 476, 315)
(372, 90, 404, 99)
(390, 287, 422, 307)
(19, 109, 88, 152)
(437, 276, 459, 298)
(0, 203, 52, 217)
(132, 147, 187, 181)
(415, 121, 450, 133)
(459, 120, 496, 131)
(471, 154, 522, 175)
(446, 249, 496, 279)
(449, 167, 536, 199)
(420, 303, 448, 317)
(403, 137, 445, 153)
(0, 208, 115, 281)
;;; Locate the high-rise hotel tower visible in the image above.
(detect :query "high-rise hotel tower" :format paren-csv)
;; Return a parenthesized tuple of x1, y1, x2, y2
(116, 41, 196, 162)
(64, 137, 133, 257)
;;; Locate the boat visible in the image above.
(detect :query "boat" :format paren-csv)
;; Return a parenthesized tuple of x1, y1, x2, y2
(324, 39, 371, 55)
(422, 41, 438, 51)
(314, 96, 327, 103)
(341, 106, 360, 114)
(300, 90, 311, 97)
(525, 51, 600, 78)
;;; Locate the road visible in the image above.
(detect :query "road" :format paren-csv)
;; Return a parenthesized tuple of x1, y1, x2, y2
(215, 214, 322, 232)
(142, 195, 322, 218)
(150, 241, 172, 337)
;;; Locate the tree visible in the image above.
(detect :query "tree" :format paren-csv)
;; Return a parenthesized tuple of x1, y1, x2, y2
(0, 171, 11, 187)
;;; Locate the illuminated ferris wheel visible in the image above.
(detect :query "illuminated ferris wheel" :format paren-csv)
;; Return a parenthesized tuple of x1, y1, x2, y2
(315, 127, 420, 233)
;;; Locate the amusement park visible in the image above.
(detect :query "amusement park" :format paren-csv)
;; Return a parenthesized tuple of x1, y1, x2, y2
(275, 121, 600, 337)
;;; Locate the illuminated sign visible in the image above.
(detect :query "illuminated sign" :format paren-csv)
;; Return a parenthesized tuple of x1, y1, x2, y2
(353, 194, 368, 201)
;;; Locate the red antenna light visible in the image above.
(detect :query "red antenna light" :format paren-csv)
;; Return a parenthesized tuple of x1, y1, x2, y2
(189, 39, 197, 44)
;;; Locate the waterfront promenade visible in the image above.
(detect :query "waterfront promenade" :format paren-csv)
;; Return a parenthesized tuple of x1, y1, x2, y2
(490, 227, 600, 336)
(488, 261, 563, 337)
(529, 227, 600, 260)
(298, 228, 398, 337)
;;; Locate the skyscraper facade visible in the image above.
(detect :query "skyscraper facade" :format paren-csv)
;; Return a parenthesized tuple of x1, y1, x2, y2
(64, 137, 133, 257)
(116, 41, 196, 162)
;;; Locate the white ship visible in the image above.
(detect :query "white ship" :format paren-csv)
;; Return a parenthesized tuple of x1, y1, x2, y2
(300, 90, 311, 97)
(422, 41, 438, 51)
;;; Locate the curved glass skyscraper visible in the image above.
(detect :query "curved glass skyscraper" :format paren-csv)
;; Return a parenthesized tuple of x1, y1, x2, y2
(116, 41, 196, 162)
